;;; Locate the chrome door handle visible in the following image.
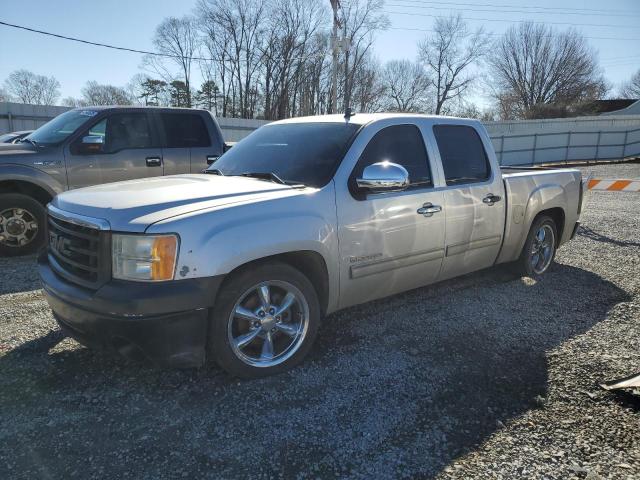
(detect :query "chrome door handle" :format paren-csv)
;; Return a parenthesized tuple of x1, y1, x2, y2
(417, 203, 442, 217)
(483, 194, 502, 205)
(206, 155, 219, 165)
(146, 156, 162, 167)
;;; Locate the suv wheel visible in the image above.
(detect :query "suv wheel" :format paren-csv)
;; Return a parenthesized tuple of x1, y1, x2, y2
(209, 262, 320, 378)
(0, 193, 46, 257)
(514, 215, 557, 277)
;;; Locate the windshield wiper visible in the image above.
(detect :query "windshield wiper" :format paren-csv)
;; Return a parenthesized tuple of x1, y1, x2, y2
(204, 168, 224, 175)
(20, 138, 38, 147)
(237, 172, 292, 186)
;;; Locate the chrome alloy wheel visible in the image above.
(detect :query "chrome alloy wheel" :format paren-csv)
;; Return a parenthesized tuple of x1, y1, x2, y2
(530, 224, 555, 274)
(227, 280, 310, 368)
(0, 207, 39, 248)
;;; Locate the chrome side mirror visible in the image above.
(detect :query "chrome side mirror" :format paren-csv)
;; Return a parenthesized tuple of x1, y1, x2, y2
(356, 161, 409, 192)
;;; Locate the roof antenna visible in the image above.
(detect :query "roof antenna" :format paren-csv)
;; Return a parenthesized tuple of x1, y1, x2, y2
(344, 107, 355, 121)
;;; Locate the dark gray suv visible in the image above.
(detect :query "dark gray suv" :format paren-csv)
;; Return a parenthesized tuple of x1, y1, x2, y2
(0, 106, 224, 256)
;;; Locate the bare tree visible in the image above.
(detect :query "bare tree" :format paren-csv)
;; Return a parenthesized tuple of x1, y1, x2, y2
(197, 0, 268, 118)
(339, 0, 388, 112)
(145, 16, 198, 107)
(380, 60, 430, 112)
(64, 81, 133, 106)
(3, 69, 61, 105)
(620, 69, 640, 98)
(0, 87, 9, 102)
(418, 14, 489, 115)
(489, 22, 607, 119)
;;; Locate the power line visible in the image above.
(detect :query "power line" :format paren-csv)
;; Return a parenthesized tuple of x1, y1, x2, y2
(387, 26, 640, 42)
(0, 20, 331, 65)
(383, 0, 640, 15)
(384, 10, 638, 29)
(386, 1, 640, 18)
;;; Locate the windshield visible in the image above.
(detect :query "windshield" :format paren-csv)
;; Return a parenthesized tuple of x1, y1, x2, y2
(25, 109, 99, 145)
(209, 122, 360, 188)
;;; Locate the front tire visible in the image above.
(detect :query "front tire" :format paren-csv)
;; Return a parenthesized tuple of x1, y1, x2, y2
(0, 193, 46, 257)
(209, 262, 321, 378)
(514, 215, 557, 277)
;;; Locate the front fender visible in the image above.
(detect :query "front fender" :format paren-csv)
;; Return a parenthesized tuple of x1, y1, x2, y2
(146, 186, 340, 312)
(0, 164, 65, 197)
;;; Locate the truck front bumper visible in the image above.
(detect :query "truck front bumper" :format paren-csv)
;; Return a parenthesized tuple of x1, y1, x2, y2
(38, 253, 224, 368)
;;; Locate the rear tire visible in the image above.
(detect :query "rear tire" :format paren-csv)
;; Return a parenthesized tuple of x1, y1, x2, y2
(0, 193, 46, 257)
(208, 262, 321, 378)
(513, 215, 557, 278)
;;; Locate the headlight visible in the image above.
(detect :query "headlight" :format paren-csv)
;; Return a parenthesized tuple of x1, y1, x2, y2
(112, 234, 178, 282)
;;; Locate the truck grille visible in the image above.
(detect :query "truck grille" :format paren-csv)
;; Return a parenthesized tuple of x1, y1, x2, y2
(47, 213, 111, 289)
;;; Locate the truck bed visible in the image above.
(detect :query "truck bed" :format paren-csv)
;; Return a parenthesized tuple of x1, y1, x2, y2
(497, 166, 582, 264)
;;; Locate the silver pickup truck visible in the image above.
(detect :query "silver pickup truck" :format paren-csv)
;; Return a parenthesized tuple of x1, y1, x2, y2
(38, 113, 583, 378)
(0, 106, 224, 256)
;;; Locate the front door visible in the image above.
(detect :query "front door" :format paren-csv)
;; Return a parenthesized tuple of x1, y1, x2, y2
(336, 123, 446, 309)
(66, 111, 163, 189)
(430, 124, 505, 280)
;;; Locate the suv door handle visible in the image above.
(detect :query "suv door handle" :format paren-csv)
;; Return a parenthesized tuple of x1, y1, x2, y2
(483, 194, 502, 205)
(206, 155, 219, 165)
(417, 203, 442, 217)
(146, 156, 162, 167)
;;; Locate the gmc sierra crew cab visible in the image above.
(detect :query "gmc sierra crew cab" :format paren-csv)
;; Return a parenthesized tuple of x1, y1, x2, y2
(0, 106, 224, 256)
(38, 113, 583, 378)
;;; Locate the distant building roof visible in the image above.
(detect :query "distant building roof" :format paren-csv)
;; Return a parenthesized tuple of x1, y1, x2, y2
(600, 99, 640, 116)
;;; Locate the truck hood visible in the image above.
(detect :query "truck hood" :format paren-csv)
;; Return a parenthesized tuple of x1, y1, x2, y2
(0, 142, 38, 156)
(52, 174, 303, 232)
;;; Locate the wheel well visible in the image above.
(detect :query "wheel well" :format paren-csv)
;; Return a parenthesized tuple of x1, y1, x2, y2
(536, 207, 565, 245)
(221, 251, 330, 315)
(0, 180, 53, 206)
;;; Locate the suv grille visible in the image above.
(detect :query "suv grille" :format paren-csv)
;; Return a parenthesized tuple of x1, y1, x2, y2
(47, 213, 111, 289)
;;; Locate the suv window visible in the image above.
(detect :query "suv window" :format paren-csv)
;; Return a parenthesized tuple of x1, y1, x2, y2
(160, 113, 211, 148)
(352, 124, 432, 189)
(73, 112, 153, 154)
(433, 125, 490, 185)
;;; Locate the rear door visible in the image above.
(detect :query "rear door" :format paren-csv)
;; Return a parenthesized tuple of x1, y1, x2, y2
(157, 111, 220, 174)
(66, 111, 163, 189)
(430, 124, 505, 280)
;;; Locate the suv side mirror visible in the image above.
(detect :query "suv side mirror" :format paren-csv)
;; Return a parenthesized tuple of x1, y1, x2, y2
(74, 135, 104, 155)
(356, 161, 410, 193)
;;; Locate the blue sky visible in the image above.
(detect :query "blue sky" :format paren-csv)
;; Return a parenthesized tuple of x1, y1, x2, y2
(1, 0, 638, 110)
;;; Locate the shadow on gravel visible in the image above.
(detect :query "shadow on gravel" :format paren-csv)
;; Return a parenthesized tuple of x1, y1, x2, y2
(0, 263, 630, 479)
(578, 225, 640, 248)
(0, 254, 40, 295)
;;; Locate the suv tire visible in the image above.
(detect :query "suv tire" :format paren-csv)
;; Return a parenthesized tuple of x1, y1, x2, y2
(0, 193, 46, 257)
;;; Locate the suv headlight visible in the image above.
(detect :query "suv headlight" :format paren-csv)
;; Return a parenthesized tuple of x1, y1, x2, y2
(112, 234, 178, 282)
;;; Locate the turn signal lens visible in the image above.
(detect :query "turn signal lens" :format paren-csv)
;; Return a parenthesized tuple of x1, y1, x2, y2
(112, 234, 178, 282)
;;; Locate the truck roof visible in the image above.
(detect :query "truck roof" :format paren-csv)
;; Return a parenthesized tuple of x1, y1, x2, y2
(270, 112, 480, 127)
(70, 106, 212, 114)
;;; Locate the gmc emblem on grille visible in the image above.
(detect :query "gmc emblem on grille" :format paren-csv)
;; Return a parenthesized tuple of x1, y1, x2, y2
(49, 232, 70, 256)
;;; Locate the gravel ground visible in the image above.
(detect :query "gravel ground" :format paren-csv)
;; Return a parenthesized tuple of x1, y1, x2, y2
(0, 163, 638, 479)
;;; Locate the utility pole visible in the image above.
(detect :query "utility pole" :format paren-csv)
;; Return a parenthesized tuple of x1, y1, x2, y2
(329, 0, 340, 114)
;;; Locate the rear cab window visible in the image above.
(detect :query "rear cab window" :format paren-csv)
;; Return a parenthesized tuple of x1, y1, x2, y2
(160, 113, 211, 148)
(433, 125, 491, 186)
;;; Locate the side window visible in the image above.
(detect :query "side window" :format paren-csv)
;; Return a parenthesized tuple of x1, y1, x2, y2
(352, 124, 432, 190)
(88, 119, 106, 139)
(72, 113, 152, 155)
(160, 113, 211, 148)
(433, 125, 490, 185)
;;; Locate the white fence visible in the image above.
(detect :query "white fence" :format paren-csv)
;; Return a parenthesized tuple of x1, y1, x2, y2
(485, 115, 640, 166)
(3, 102, 640, 165)
(0, 102, 268, 142)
